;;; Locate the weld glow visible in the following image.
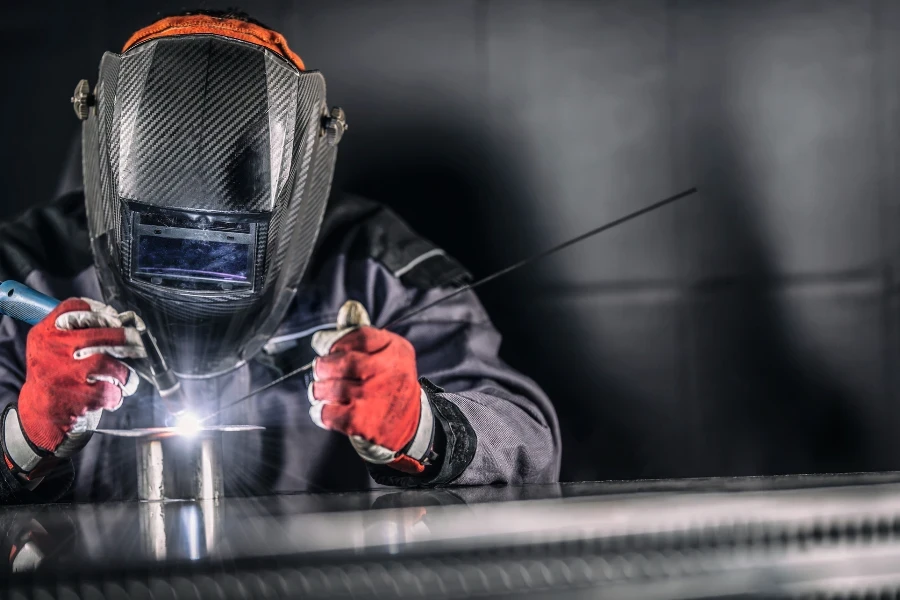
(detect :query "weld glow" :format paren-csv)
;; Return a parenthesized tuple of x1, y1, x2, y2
(174, 412, 202, 437)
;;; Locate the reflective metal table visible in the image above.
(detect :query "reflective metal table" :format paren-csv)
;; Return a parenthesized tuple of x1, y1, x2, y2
(7, 472, 900, 598)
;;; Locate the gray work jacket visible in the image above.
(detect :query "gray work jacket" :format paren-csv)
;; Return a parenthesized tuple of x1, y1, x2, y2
(0, 191, 560, 503)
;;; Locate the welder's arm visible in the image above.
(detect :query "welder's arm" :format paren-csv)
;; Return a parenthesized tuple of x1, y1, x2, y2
(370, 286, 561, 487)
(0, 314, 74, 505)
(0, 299, 144, 504)
(310, 251, 561, 487)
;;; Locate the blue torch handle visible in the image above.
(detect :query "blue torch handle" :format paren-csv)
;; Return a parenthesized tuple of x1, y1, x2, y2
(0, 280, 186, 414)
(0, 280, 60, 325)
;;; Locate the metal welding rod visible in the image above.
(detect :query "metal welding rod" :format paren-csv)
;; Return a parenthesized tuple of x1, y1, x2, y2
(203, 185, 700, 422)
(0, 280, 185, 415)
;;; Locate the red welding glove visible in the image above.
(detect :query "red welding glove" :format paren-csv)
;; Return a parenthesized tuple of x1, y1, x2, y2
(308, 300, 435, 474)
(8, 298, 146, 467)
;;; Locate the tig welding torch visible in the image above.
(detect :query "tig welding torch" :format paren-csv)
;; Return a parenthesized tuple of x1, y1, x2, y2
(0, 280, 186, 416)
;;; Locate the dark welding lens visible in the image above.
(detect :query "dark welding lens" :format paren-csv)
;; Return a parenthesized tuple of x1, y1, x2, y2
(137, 236, 250, 282)
(131, 207, 260, 291)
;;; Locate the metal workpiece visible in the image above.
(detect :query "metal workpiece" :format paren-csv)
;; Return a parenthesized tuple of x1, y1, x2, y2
(137, 438, 165, 502)
(98, 426, 262, 501)
(143, 432, 224, 501)
(194, 437, 223, 501)
(135, 434, 216, 502)
(134, 432, 228, 558)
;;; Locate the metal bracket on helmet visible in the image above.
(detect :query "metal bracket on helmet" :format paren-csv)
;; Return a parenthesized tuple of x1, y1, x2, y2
(322, 106, 348, 146)
(71, 79, 96, 121)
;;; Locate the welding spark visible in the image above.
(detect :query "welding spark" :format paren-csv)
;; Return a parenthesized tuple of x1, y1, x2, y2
(174, 412, 202, 437)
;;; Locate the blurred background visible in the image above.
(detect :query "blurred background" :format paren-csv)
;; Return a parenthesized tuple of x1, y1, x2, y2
(4, 0, 899, 482)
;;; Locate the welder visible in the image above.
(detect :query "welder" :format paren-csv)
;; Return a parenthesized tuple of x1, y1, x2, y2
(0, 11, 559, 503)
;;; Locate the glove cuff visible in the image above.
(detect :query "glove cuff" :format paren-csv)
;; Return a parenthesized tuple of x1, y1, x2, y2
(402, 387, 435, 463)
(2, 405, 54, 476)
(350, 387, 437, 474)
(1, 403, 93, 480)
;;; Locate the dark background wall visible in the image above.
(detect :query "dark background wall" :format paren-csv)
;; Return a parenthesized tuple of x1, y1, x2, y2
(3, 0, 899, 481)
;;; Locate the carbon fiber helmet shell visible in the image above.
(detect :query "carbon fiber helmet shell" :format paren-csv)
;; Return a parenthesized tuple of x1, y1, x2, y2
(81, 33, 339, 377)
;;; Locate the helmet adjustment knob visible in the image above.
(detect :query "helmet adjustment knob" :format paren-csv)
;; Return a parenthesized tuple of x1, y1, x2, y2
(71, 79, 95, 121)
(322, 106, 348, 147)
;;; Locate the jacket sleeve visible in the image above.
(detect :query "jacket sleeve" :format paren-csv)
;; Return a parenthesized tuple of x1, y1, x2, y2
(361, 260, 561, 487)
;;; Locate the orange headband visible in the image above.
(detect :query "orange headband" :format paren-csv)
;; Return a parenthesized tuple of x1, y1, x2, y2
(123, 15, 305, 71)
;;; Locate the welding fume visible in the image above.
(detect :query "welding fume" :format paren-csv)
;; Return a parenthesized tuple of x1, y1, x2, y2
(0, 10, 560, 503)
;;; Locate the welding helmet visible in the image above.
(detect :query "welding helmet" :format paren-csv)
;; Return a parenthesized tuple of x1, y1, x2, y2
(77, 15, 347, 378)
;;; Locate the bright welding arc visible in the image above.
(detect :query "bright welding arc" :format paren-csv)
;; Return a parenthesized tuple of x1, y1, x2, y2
(200, 185, 698, 423)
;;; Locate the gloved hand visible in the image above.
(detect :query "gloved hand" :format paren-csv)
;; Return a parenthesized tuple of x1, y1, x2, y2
(15, 298, 146, 457)
(308, 300, 434, 474)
